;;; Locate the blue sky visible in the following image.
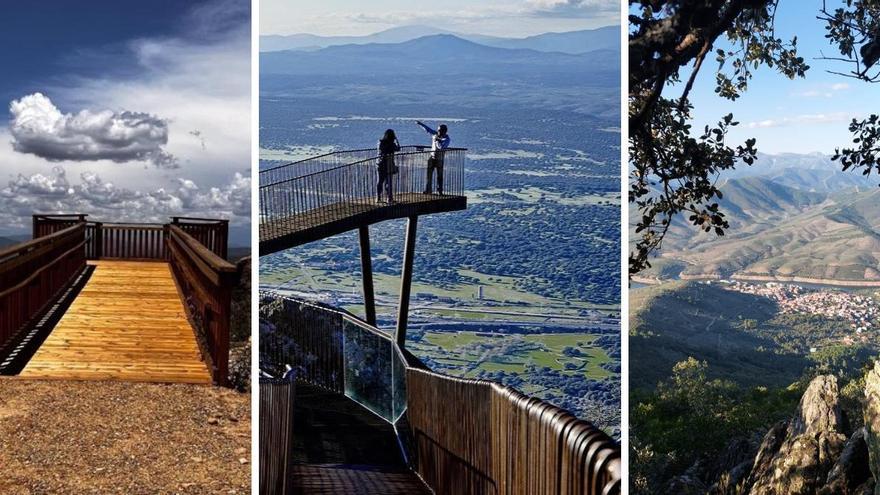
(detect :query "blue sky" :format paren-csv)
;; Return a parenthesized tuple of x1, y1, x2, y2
(0, 0, 251, 237)
(686, 2, 876, 155)
(0, 2, 183, 104)
(261, 0, 619, 37)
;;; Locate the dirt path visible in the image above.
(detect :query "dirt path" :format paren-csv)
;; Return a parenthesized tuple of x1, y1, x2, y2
(0, 378, 250, 494)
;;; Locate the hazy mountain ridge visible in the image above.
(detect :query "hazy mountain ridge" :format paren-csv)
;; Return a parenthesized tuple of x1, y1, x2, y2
(260, 25, 620, 54)
(260, 34, 618, 77)
(260, 33, 619, 117)
(639, 153, 880, 282)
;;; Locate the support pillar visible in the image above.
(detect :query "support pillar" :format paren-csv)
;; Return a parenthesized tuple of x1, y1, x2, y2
(395, 216, 418, 348)
(358, 225, 377, 326)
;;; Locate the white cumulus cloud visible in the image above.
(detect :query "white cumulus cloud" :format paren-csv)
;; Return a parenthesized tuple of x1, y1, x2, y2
(9, 93, 177, 169)
(0, 168, 249, 231)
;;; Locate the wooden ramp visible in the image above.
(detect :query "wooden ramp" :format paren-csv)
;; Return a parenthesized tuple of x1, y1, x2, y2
(20, 260, 211, 384)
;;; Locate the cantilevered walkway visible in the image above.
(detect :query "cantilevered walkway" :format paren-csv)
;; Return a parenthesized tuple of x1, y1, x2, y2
(259, 146, 467, 254)
(0, 215, 239, 386)
(258, 147, 620, 494)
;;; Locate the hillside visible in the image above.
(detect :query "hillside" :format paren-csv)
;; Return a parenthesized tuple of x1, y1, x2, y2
(630, 282, 812, 390)
(658, 189, 880, 281)
(0, 234, 30, 248)
(636, 153, 880, 282)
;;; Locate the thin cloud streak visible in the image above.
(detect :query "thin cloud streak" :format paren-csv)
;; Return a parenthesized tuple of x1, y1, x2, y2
(744, 112, 857, 129)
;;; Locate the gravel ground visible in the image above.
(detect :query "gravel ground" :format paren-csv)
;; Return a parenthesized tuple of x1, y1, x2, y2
(0, 378, 250, 494)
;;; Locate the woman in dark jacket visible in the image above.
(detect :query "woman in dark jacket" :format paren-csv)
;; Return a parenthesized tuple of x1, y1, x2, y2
(376, 129, 400, 203)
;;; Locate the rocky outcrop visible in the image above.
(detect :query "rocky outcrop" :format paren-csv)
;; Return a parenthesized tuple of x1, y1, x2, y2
(696, 365, 880, 494)
(748, 375, 848, 494)
(819, 427, 871, 494)
(664, 472, 708, 494)
(708, 438, 758, 495)
(739, 421, 789, 492)
(865, 361, 880, 495)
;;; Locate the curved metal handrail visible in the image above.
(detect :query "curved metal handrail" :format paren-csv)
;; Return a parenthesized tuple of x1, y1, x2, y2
(260, 147, 467, 188)
(258, 290, 621, 494)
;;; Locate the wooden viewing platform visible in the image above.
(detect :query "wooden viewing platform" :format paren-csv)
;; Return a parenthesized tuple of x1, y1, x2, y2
(0, 214, 239, 386)
(20, 261, 211, 383)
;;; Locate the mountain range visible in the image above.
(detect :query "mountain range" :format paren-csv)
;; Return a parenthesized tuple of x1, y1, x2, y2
(260, 32, 619, 117)
(260, 34, 617, 77)
(260, 25, 619, 55)
(0, 235, 29, 249)
(637, 153, 880, 283)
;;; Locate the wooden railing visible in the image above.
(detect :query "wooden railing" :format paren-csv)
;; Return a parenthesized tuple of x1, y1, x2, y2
(93, 223, 167, 260)
(259, 377, 296, 495)
(168, 225, 239, 385)
(33, 214, 229, 261)
(259, 292, 621, 494)
(0, 224, 86, 350)
(171, 217, 229, 260)
(407, 370, 621, 495)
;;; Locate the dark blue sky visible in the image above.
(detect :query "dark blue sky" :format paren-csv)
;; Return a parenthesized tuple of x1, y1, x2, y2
(0, 0, 247, 103)
(0, 0, 252, 235)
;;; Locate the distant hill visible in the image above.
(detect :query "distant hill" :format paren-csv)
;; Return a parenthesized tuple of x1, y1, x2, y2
(636, 153, 880, 282)
(660, 176, 828, 252)
(260, 34, 617, 77)
(0, 234, 30, 249)
(646, 188, 880, 282)
(260, 31, 618, 117)
(260, 25, 619, 55)
(228, 225, 251, 249)
(630, 282, 808, 390)
(724, 152, 874, 193)
(475, 26, 619, 54)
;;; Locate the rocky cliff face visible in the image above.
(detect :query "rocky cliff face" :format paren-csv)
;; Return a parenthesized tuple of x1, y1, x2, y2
(748, 375, 847, 494)
(865, 361, 880, 495)
(694, 371, 880, 494)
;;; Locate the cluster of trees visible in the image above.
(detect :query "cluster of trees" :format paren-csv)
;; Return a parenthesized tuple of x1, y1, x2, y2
(629, 0, 880, 274)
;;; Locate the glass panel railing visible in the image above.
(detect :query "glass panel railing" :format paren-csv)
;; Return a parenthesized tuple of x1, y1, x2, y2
(342, 318, 394, 421)
(260, 292, 409, 425)
(392, 344, 408, 423)
(259, 293, 345, 393)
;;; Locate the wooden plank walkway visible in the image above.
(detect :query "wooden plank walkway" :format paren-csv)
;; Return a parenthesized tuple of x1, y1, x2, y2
(19, 260, 211, 384)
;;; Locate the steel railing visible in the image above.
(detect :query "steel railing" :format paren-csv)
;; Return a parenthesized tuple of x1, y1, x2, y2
(259, 147, 467, 241)
(258, 291, 621, 495)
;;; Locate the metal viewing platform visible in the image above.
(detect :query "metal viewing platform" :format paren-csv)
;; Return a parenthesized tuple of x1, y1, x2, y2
(259, 146, 467, 254)
(258, 145, 620, 494)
